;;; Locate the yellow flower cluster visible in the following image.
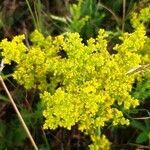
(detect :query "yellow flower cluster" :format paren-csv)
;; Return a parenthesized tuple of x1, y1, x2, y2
(130, 5, 150, 103)
(0, 23, 148, 149)
(89, 135, 110, 150)
(130, 5, 150, 64)
(0, 35, 27, 64)
(131, 5, 150, 29)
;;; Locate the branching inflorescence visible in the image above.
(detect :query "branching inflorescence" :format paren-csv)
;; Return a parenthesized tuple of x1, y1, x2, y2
(0, 6, 150, 149)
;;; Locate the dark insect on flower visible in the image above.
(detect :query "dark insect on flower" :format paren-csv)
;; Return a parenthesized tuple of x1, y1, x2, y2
(57, 49, 68, 58)
(46, 72, 52, 84)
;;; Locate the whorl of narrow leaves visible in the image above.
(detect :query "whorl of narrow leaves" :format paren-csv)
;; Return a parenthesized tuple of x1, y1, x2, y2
(0, 24, 148, 149)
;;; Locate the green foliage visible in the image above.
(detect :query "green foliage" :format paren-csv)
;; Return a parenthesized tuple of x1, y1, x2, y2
(0, 118, 27, 149)
(0, 95, 8, 102)
(68, 0, 105, 39)
(0, 101, 45, 149)
(67, 0, 89, 32)
(51, 0, 105, 39)
(131, 119, 150, 143)
(132, 71, 150, 101)
(25, 0, 45, 33)
(56, 0, 147, 39)
(0, 11, 4, 30)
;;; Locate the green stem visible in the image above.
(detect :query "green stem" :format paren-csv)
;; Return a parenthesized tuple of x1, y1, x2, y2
(25, 0, 37, 29)
(122, 0, 126, 32)
(96, 126, 101, 136)
(41, 128, 51, 150)
(98, 2, 121, 25)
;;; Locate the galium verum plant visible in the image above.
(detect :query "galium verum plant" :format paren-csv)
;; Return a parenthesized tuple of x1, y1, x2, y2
(0, 21, 148, 149)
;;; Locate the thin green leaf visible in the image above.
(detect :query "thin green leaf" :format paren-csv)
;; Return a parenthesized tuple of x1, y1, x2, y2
(144, 120, 150, 129)
(50, 15, 68, 24)
(0, 95, 9, 102)
(136, 131, 149, 143)
(131, 120, 146, 131)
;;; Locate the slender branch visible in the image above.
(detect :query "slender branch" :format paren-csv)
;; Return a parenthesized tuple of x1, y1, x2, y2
(122, 0, 126, 32)
(0, 72, 38, 150)
(25, 0, 37, 29)
(112, 143, 150, 149)
(98, 2, 120, 25)
(128, 143, 150, 149)
(96, 126, 101, 136)
(0, 59, 4, 72)
(126, 64, 150, 75)
(133, 116, 150, 120)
